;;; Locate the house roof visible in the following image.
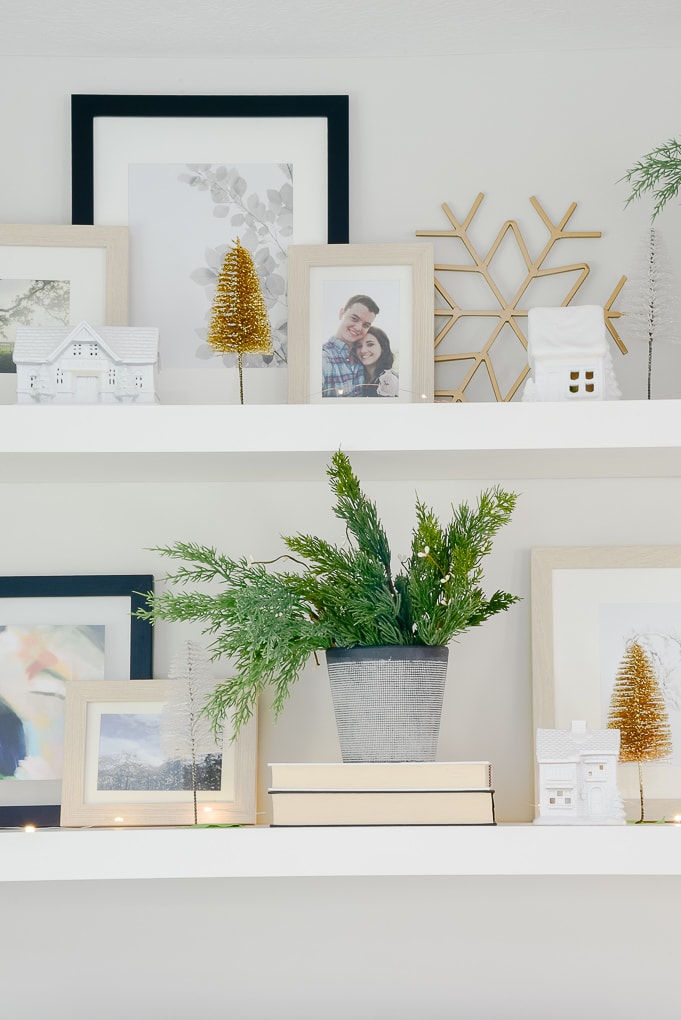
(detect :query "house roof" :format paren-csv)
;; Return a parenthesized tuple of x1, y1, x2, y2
(536, 727, 620, 760)
(527, 305, 607, 359)
(13, 321, 159, 365)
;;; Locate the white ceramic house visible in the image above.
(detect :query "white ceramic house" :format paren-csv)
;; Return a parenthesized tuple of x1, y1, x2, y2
(13, 320, 159, 404)
(534, 720, 625, 825)
(521, 305, 621, 401)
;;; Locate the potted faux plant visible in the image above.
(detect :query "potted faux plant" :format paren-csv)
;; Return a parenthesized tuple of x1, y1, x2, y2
(138, 451, 519, 761)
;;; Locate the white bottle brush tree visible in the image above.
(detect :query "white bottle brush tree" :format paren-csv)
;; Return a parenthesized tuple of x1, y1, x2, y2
(206, 237, 273, 404)
(625, 228, 677, 398)
(160, 640, 222, 825)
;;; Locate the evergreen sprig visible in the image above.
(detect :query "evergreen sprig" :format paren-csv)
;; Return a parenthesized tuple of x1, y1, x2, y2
(138, 451, 519, 735)
(622, 137, 681, 219)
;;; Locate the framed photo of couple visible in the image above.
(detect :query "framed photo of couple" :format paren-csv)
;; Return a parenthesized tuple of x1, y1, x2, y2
(287, 243, 434, 403)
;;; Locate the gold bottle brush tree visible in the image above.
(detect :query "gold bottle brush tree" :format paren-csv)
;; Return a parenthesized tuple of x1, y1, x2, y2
(207, 237, 273, 404)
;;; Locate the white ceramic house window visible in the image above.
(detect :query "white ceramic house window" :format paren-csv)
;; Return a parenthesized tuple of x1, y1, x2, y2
(13, 321, 159, 404)
(522, 305, 621, 401)
(534, 720, 625, 825)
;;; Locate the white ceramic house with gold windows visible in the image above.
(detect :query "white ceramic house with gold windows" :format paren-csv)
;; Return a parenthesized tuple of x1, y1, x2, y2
(13, 320, 159, 403)
(522, 305, 621, 401)
(534, 720, 625, 825)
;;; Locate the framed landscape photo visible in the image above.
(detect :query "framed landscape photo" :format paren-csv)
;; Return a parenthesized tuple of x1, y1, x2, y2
(0, 574, 153, 827)
(532, 546, 681, 820)
(287, 243, 434, 403)
(0, 224, 128, 402)
(71, 94, 349, 404)
(60, 681, 257, 827)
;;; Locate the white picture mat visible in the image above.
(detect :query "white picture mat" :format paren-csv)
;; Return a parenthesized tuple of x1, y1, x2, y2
(1, 595, 131, 676)
(91, 116, 329, 403)
(309, 264, 413, 402)
(0, 247, 107, 322)
(92, 116, 327, 241)
(83, 701, 236, 805)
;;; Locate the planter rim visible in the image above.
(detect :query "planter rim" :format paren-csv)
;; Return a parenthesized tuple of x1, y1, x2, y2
(326, 645, 449, 664)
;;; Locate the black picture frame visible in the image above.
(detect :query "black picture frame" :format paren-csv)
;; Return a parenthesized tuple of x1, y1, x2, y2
(70, 94, 349, 403)
(0, 573, 153, 827)
(70, 94, 349, 242)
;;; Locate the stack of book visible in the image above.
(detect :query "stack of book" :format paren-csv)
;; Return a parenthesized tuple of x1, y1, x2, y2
(268, 761, 495, 826)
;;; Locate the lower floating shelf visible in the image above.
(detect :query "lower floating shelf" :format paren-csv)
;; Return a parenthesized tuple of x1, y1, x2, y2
(2, 823, 681, 882)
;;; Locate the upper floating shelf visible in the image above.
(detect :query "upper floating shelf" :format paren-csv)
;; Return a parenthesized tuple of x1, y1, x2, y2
(0, 400, 679, 482)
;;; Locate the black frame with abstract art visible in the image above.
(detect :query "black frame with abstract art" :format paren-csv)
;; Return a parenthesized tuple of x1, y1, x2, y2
(0, 574, 153, 827)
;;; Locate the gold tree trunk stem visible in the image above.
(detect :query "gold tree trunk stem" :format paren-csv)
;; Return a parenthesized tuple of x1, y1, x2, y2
(238, 352, 244, 405)
(638, 760, 645, 823)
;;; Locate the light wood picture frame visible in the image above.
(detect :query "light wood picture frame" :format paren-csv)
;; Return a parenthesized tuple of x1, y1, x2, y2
(532, 546, 681, 820)
(0, 223, 128, 326)
(0, 224, 128, 401)
(287, 242, 434, 403)
(61, 681, 257, 827)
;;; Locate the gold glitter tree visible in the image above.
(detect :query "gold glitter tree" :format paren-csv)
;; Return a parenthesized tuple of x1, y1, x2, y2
(608, 639, 673, 822)
(207, 237, 272, 404)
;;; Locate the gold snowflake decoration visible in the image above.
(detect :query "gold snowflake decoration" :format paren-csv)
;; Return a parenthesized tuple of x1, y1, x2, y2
(416, 194, 627, 402)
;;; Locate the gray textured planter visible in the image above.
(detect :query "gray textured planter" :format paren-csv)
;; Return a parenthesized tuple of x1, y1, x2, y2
(325, 645, 449, 762)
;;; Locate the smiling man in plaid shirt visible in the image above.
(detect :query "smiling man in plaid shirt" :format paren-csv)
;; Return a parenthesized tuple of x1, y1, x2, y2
(321, 294, 380, 397)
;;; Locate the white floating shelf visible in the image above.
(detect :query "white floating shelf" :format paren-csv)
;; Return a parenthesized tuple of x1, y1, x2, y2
(2, 824, 681, 882)
(0, 400, 680, 481)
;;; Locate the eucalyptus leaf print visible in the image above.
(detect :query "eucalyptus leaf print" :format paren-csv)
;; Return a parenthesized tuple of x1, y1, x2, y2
(179, 163, 292, 367)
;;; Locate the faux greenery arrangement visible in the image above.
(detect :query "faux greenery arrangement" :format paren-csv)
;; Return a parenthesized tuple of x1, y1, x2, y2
(622, 137, 681, 219)
(138, 451, 519, 735)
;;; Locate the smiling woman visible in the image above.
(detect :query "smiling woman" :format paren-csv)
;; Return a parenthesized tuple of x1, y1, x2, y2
(352, 326, 399, 397)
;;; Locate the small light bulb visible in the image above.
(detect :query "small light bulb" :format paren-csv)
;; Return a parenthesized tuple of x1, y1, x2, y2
(24, 824, 36, 834)
(203, 806, 213, 814)
(113, 816, 124, 823)
(673, 814, 681, 825)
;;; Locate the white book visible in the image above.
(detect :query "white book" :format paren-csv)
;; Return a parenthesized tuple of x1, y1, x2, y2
(268, 761, 492, 791)
(269, 788, 496, 826)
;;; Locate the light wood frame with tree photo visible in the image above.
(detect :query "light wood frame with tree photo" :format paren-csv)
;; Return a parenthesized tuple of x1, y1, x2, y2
(532, 546, 681, 821)
(0, 224, 128, 400)
(60, 681, 257, 828)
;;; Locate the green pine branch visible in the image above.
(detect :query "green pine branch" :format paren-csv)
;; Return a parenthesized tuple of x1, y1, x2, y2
(622, 138, 681, 219)
(325, 449, 394, 589)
